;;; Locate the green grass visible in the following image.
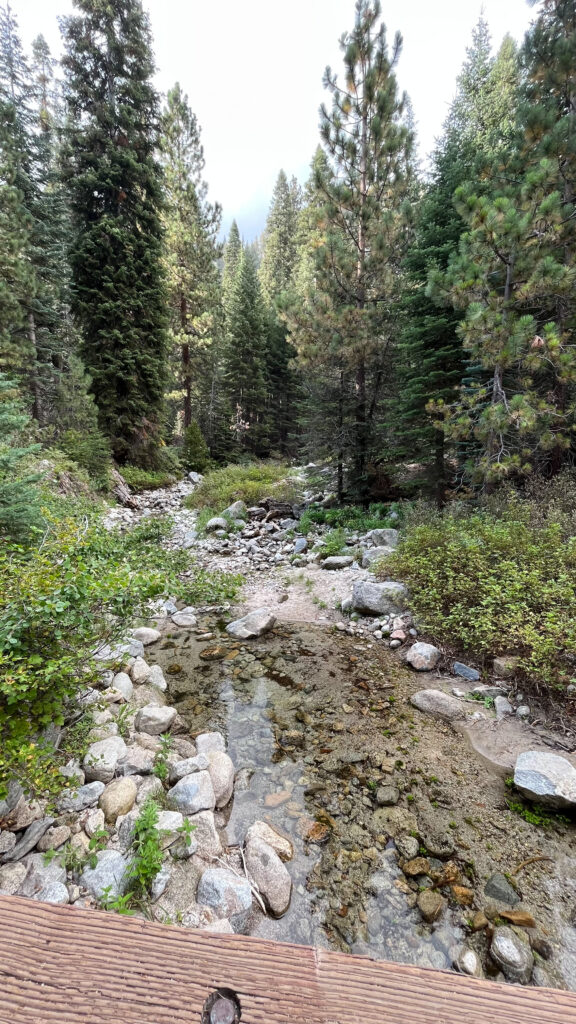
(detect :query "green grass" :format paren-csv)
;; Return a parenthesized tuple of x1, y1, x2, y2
(121, 466, 178, 492)
(185, 461, 300, 511)
(299, 502, 400, 534)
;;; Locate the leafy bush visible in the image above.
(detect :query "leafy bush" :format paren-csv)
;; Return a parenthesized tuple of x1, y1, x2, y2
(121, 465, 178, 492)
(318, 528, 348, 557)
(181, 421, 210, 473)
(384, 503, 576, 689)
(0, 507, 241, 800)
(57, 429, 111, 490)
(186, 461, 300, 511)
(300, 502, 400, 534)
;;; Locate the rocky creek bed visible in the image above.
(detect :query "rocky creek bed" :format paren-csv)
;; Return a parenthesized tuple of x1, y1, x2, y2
(1, 475, 575, 993)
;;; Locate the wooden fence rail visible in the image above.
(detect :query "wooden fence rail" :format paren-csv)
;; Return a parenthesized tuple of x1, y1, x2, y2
(0, 895, 574, 1024)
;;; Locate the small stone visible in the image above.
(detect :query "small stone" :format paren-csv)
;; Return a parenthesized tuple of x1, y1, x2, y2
(494, 695, 513, 719)
(205, 517, 228, 532)
(403, 856, 430, 877)
(417, 889, 446, 922)
(516, 705, 530, 719)
(37, 825, 71, 852)
(132, 627, 161, 646)
(196, 732, 226, 756)
(169, 755, 209, 784)
(147, 664, 167, 691)
(129, 657, 151, 684)
(410, 689, 465, 722)
(188, 810, 222, 859)
(484, 872, 520, 907)
(5, 796, 43, 831)
(395, 835, 419, 860)
(501, 908, 537, 929)
(1, 817, 55, 863)
(406, 642, 441, 671)
(293, 538, 308, 555)
(99, 777, 137, 823)
(456, 948, 484, 978)
(167, 770, 216, 814)
(80, 849, 130, 901)
(57, 781, 105, 813)
(244, 821, 293, 862)
(135, 704, 177, 735)
(80, 808, 105, 838)
(197, 867, 253, 932)
(172, 610, 197, 627)
(0, 861, 27, 895)
(32, 882, 70, 905)
(0, 831, 17, 855)
(226, 607, 276, 640)
(244, 837, 292, 917)
(375, 785, 400, 806)
(110, 671, 133, 702)
(264, 790, 291, 808)
(453, 662, 480, 682)
(451, 885, 474, 906)
(471, 910, 489, 931)
(151, 865, 171, 899)
(136, 776, 164, 804)
(83, 736, 127, 783)
(490, 926, 534, 984)
(209, 996, 237, 1024)
(321, 556, 354, 570)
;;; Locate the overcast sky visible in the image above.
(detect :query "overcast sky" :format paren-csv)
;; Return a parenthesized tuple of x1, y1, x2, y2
(15, 0, 535, 239)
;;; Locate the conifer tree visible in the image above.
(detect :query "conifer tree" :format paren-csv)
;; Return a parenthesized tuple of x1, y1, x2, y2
(61, 0, 168, 466)
(225, 247, 270, 454)
(312, 0, 413, 499)
(160, 83, 221, 433)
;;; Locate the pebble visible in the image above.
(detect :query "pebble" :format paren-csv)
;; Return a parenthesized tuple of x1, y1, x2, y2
(490, 926, 534, 984)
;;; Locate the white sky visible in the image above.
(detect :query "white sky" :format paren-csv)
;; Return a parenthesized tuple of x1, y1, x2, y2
(15, 0, 535, 239)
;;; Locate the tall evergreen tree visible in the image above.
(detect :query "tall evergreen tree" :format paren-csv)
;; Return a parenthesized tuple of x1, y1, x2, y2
(61, 0, 168, 466)
(160, 83, 221, 433)
(225, 247, 270, 455)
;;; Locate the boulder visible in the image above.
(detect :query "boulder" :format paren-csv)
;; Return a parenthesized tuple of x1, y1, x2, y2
(189, 810, 222, 859)
(117, 744, 155, 777)
(83, 736, 127, 783)
(490, 926, 534, 984)
(244, 821, 293, 862)
(132, 627, 161, 646)
(405, 642, 441, 671)
(18, 854, 66, 898)
(197, 867, 253, 933)
(109, 672, 133, 702)
(293, 538, 308, 555)
(0, 817, 54, 863)
(99, 777, 138, 823)
(245, 836, 292, 917)
(37, 825, 71, 853)
(321, 556, 354, 570)
(167, 770, 216, 814)
(80, 850, 130, 901)
(226, 607, 276, 640)
(361, 547, 394, 568)
(364, 528, 399, 549)
(129, 657, 151, 684)
(206, 751, 235, 809)
(351, 580, 408, 616)
(223, 501, 247, 520)
(168, 755, 209, 785)
(514, 750, 576, 810)
(196, 732, 226, 756)
(135, 704, 177, 736)
(171, 609, 197, 627)
(147, 664, 167, 691)
(410, 689, 465, 722)
(205, 517, 228, 532)
(32, 882, 70, 905)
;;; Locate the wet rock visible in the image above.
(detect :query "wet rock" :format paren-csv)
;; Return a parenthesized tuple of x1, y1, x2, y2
(80, 850, 130, 901)
(406, 643, 441, 671)
(197, 867, 253, 932)
(99, 777, 137, 823)
(375, 785, 400, 806)
(1, 817, 54, 863)
(206, 751, 235, 809)
(456, 948, 484, 979)
(172, 609, 197, 627)
(37, 825, 71, 852)
(226, 607, 276, 640)
(484, 872, 520, 907)
(57, 781, 105, 813)
(83, 736, 127, 783)
(351, 581, 408, 616)
(410, 689, 465, 722)
(453, 662, 480, 682)
(0, 861, 27, 895)
(244, 821, 293, 862)
(169, 755, 209, 784)
(167, 770, 216, 814)
(322, 556, 354, 570)
(130, 657, 151, 684)
(417, 889, 445, 922)
(132, 627, 161, 646)
(514, 751, 576, 810)
(196, 732, 226, 756)
(490, 926, 533, 984)
(135, 704, 177, 735)
(245, 837, 292, 917)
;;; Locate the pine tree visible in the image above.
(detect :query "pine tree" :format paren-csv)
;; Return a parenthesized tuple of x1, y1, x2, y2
(222, 220, 242, 309)
(160, 83, 222, 433)
(312, 0, 413, 500)
(61, 0, 168, 466)
(225, 247, 270, 455)
(0, 374, 42, 541)
(181, 419, 210, 472)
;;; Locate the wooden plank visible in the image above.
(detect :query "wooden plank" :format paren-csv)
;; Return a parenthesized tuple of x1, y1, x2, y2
(0, 895, 574, 1024)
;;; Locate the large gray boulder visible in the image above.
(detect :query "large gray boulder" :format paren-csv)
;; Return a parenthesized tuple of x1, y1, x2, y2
(514, 751, 576, 810)
(223, 500, 247, 520)
(83, 737, 127, 783)
(364, 528, 399, 549)
(351, 580, 408, 616)
(226, 607, 276, 640)
(197, 867, 252, 933)
(410, 689, 466, 722)
(167, 770, 215, 814)
(205, 516, 228, 532)
(80, 850, 130, 901)
(361, 546, 394, 568)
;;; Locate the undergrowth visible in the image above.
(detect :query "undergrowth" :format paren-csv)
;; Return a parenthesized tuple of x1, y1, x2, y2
(300, 502, 400, 534)
(120, 465, 178, 492)
(185, 461, 300, 511)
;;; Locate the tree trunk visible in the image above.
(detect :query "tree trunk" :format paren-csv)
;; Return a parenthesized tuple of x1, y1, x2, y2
(337, 368, 344, 504)
(180, 294, 192, 429)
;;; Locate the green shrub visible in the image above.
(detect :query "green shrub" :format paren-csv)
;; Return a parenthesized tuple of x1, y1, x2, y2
(299, 502, 400, 534)
(186, 461, 300, 510)
(58, 428, 111, 490)
(121, 465, 177, 492)
(384, 504, 576, 689)
(181, 421, 210, 473)
(319, 528, 348, 557)
(0, 507, 241, 800)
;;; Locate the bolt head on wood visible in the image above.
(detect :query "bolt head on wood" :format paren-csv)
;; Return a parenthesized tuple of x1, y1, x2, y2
(209, 996, 236, 1024)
